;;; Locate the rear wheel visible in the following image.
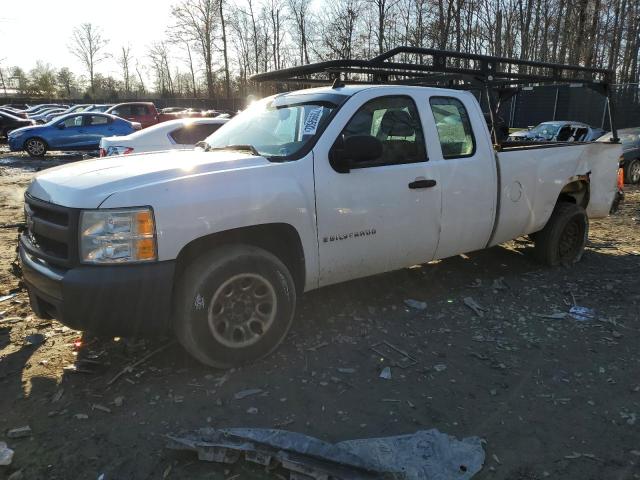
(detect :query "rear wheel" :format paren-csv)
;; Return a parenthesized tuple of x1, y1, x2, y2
(25, 138, 47, 158)
(534, 202, 588, 266)
(624, 158, 640, 184)
(173, 245, 296, 368)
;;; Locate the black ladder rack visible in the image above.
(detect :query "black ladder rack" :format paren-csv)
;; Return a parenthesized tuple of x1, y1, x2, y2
(250, 47, 619, 143)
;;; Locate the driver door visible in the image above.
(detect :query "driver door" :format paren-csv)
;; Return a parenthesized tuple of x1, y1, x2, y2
(51, 115, 84, 149)
(313, 90, 442, 287)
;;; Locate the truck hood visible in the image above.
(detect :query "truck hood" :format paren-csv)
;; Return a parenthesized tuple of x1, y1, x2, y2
(27, 149, 271, 208)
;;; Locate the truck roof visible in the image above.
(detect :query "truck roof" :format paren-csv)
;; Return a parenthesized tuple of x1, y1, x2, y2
(275, 84, 469, 99)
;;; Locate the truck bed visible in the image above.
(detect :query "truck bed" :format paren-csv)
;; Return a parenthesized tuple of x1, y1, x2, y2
(489, 140, 621, 246)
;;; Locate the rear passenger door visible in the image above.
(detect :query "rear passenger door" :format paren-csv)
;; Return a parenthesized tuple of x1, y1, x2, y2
(82, 115, 113, 148)
(425, 94, 497, 259)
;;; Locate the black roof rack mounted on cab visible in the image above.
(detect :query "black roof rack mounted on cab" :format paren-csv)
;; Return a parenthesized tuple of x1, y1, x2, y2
(250, 47, 619, 144)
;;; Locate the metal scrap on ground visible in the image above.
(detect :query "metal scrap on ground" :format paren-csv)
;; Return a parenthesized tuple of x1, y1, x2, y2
(167, 427, 485, 479)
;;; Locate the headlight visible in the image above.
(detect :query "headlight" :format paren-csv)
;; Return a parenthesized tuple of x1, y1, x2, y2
(79, 207, 157, 264)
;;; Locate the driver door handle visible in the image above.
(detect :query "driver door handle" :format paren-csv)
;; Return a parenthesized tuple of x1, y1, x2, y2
(408, 179, 437, 189)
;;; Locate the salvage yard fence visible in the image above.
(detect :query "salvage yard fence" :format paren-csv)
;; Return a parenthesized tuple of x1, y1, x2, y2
(481, 83, 640, 130)
(3, 83, 639, 131)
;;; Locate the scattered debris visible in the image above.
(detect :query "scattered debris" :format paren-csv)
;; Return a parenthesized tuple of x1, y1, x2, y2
(74, 413, 89, 420)
(234, 389, 263, 400)
(491, 277, 508, 290)
(379, 367, 392, 380)
(0, 442, 14, 466)
(568, 306, 595, 322)
(114, 396, 125, 407)
(107, 341, 175, 386)
(536, 312, 567, 320)
(167, 427, 485, 479)
(433, 364, 447, 373)
(463, 297, 486, 317)
(92, 404, 112, 413)
(0, 293, 17, 303)
(7, 426, 32, 439)
(337, 368, 356, 374)
(23, 333, 45, 346)
(246, 407, 259, 414)
(306, 341, 329, 352)
(404, 299, 427, 310)
(51, 388, 64, 403)
(370, 341, 417, 368)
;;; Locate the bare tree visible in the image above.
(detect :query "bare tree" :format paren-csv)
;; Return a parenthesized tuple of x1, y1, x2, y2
(219, 0, 231, 98)
(149, 42, 174, 96)
(68, 23, 109, 95)
(118, 46, 133, 95)
(171, 0, 218, 99)
(288, 0, 312, 64)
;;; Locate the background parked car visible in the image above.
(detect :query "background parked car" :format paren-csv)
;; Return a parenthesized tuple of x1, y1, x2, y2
(2, 103, 29, 110)
(507, 121, 606, 142)
(99, 117, 228, 156)
(30, 107, 68, 124)
(23, 104, 68, 115)
(0, 107, 28, 118)
(85, 104, 114, 113)
(106, 102, 159, 128)
(601, 127, 640, 184)
(0, 111, 36, 139)
(8, 112, 141, 157)
(43, 104, 90, 123)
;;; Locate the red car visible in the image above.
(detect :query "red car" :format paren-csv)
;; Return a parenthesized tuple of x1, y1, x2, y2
(106, 102, 159, 129)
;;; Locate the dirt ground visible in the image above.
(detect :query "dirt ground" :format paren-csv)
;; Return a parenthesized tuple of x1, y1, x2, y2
(0, 146, 639, 480)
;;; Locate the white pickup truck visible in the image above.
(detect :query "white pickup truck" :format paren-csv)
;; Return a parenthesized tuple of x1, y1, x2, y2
(20, 84, 621, 367)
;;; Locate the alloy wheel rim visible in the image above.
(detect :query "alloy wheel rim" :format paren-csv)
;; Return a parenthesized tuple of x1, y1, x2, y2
(631, 161, 640, 183)
(208, 273, 277, 348)
(27, 140, 44, 155)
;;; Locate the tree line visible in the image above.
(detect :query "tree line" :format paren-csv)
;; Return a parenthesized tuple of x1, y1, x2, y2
(1, 0, 638, 101)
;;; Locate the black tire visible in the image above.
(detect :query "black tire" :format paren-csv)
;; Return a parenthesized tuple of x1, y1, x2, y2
(25, 137, 47, 158)
(534, 202, 588, 266)
(173, 245, 296, 368)
(624, 158, 640, 185)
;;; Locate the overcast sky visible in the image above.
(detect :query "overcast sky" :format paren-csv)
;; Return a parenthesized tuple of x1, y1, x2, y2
(0, 0, 177, 77)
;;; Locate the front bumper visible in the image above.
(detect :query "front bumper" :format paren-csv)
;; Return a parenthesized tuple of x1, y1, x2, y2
(20, 243, 176, 335)
(8, 136, 24, 151)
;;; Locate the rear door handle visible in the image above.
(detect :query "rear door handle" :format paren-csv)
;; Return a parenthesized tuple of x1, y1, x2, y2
(408, 179, 437, 189)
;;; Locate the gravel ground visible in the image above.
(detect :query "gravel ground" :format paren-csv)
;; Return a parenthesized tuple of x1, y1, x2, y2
(0, 145, 639, 480)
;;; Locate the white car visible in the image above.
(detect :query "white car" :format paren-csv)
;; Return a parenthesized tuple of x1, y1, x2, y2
(99, 117, 228, 157)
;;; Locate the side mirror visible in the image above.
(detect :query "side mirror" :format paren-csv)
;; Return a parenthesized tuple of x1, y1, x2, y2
(329, 135, 382, 173)
(57, 123, 65, 130)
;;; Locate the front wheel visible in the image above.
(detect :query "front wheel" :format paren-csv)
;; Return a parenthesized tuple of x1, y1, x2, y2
(25, 138, 47, 158)
(533, 202, 588, 266)
(173, 245, 296, 368)
(624, 158, 640, 185)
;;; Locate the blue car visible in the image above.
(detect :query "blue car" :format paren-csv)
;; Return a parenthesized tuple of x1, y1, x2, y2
(8, 112, 141, 157)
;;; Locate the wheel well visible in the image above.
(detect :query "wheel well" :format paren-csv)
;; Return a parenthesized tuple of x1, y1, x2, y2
(558, 179, 589, 209)
(175, 223, 306, 292)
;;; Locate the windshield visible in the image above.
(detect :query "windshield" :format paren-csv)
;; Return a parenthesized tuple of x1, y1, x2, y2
(204, 97, 337, 159)
(529, 122, 562, 139)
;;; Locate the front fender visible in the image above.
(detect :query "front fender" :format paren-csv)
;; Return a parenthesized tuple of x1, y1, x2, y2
(100, 153, 319, 289)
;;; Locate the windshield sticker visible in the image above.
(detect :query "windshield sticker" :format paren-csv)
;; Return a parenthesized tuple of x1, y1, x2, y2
(302, 107, 323, 135)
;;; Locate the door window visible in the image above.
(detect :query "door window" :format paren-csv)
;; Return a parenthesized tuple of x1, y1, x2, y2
(429, 97, 475, 158)
(338, 96, 426, 168)
(556, 126, 573, 141)
(61, 115, 84, 128)
(86, 115, 109, 126)
(170, 123, 223, 145)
